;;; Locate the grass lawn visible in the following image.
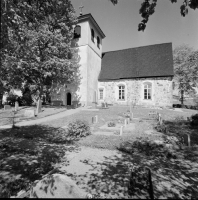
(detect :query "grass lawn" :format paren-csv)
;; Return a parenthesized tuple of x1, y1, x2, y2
(0, 105, 198, 198)
(0, 105, 68, 126)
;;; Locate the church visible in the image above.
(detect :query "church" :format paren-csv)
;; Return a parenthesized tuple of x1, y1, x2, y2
(51, 13, 174, 108)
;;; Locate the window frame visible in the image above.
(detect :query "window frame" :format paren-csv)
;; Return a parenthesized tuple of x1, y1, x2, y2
(91, 29, 95, 43)
(99, 88, 104, 100)
(97, 36, 100, 49)
(143, 82, 152, 100)
(73, 25, 81, 39)
(118, 85, 125, 100)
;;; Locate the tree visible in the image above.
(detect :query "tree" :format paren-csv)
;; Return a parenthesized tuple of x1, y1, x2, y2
(109, 0, 198, 31)
(1, 0, 78, 110)
(173, 45, 198, 106)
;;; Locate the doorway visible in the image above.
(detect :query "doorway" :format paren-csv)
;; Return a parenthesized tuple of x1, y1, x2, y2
(67, 92, 71, 105)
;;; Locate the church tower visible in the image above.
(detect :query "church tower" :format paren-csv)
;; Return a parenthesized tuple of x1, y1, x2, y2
(50, 13, 105, 107)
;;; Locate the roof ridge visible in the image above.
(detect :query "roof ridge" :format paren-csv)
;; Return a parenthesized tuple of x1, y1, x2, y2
(102, 42, 172, 54)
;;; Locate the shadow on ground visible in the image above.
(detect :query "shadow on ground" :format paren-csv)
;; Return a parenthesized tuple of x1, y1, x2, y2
(61, 146, 198, 199)
(0, 124, 77, 198)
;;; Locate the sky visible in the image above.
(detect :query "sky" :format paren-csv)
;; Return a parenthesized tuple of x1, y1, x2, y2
(70, 0, 198, 52)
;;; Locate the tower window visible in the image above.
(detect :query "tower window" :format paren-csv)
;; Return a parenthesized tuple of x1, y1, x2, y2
(74, 25, 81, 39)
(91, 29, 94, 43)
(97, 36, 100, 49)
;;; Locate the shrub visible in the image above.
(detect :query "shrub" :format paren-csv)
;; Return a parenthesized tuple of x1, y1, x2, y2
(107, 121, 116, 127)
(118, 138, 177, 159)
(191, 114, 198, 127)
(67, 120, 91, 139)
(155, 123, 168, 133)
(46, 130, 70, 144)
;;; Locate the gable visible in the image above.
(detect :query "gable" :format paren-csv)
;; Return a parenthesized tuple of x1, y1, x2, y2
(99, 43, 174, 81)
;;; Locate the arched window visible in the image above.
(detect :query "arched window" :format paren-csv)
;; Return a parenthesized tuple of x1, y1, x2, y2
(118, 85, 125, 100)
(91, 29, 94, 43)
(143, 82, 152, 100)
(74, 25, 81, 39)
(97, 36, 100, 49)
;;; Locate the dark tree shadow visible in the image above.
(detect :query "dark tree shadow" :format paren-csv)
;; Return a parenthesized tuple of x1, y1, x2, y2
(60, 147, 198, 199)
(0, 124, 80, 198)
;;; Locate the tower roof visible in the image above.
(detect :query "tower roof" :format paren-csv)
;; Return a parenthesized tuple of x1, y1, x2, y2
(78, 13, 106, 39)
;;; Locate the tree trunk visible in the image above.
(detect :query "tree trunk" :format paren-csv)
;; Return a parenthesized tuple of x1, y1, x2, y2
(35, 86, 43, 115)
(180, 90, 184, 107)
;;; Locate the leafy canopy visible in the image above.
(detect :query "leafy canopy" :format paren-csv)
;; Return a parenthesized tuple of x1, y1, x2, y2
(109, 0, 198, 31)
(1, 0, 78, 96)
(173, 44, 198, 104)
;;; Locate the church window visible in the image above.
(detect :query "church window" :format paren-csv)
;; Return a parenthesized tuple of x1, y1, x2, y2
(143, 82, 152, 100)
(74, 25, 81, 39)
(91, 29, 95, 43)
(97, 36, 100, 49)
(99, 89, 104, 100)
(118, 85, 125, 100)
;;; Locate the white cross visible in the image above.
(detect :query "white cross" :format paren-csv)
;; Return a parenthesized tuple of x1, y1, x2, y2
(79, 5, 84, 15)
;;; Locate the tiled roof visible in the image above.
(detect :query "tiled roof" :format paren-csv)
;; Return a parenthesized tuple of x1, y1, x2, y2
(99, 42, 174, 81)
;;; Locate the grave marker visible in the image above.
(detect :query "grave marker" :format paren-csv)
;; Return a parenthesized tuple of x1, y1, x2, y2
(95, 115, 98, 123)
(127, 118, 130, 124)
(120, 126, 123, 136)
(92, 116, 95, 124)
(4, 105, 11, 110)
(124, 119, 127, 127)
(130, 112, 133, 121)
(24, 109, 35, 118)
(35, 98, 42, 116)
(15, 101, 19, 111)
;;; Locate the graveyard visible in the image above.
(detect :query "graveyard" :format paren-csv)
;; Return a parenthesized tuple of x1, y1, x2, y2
(0, 104, 198, 198)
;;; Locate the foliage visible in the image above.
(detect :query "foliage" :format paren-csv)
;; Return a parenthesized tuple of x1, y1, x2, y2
(0, 125, 68, 198)
(190, 113, 198, 127)
(107, 121, 116, 127)
(173, 45, 198, 105)
(118, 111, 130, 118)
(67, 120, 91, 139)
(6, 93, 18, 106)
(109, 0, 198, 31)
(20, 87, 33, 106)
(1, 0, 78, 99)
(118, 137, 178, 159)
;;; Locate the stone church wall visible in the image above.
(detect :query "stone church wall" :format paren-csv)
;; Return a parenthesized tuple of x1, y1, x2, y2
(98, 77, 173, 108)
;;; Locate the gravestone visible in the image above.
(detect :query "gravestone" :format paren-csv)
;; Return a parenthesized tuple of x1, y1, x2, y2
(101, 102, 108, 109)
(127, 118, 130, 124)
(92, 116, 94, 123)
(24, 109, 35, 118)
(120, 126, 123, 136)
(35, 99, 42, 116)
(130, 112, 133, 120)
(15, 101, 19, 111)
(4, 105, 11, 110)
(149, 111, 157, 119)
(124, 119, 127, 127)
(95, 115, 98, 123)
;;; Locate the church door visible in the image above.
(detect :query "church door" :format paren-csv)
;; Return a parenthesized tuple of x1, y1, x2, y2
(67, 92, 71, 105)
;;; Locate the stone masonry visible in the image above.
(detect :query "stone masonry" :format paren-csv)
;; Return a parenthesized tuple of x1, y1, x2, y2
(98, 77, 173, 108)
